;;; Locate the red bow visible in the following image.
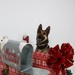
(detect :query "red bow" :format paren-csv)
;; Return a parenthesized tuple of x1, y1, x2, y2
(47, 43, 74, 75)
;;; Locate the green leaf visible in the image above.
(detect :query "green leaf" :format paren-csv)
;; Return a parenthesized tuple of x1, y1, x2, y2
(66, 69, 72, 75)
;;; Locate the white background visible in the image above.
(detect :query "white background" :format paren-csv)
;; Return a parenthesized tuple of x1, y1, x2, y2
(0, 0, 75, 74)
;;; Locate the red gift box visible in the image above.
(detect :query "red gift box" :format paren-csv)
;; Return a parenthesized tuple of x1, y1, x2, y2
(33, 43, 74, 75)
(33, 52, 54, 75)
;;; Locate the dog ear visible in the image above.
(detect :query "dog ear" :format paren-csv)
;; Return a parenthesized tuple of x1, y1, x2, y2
(45, 26, 50, 35)
(37, 24, 42, 33)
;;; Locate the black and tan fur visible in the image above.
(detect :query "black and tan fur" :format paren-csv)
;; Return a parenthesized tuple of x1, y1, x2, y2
(36, 24, 50, 53)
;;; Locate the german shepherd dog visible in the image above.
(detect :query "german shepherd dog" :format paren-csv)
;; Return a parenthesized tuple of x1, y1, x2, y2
(36, 24, 50, 53)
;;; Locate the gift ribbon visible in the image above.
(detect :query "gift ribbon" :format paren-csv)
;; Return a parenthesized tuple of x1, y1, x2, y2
(47, 43, 74, 75)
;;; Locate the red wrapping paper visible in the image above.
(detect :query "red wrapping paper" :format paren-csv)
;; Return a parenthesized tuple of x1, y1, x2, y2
(47, 43, 74, 75)
(33, 52, 54, 75)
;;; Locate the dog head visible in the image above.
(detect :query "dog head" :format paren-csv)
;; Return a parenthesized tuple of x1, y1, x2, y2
(36, 24, 50, 50)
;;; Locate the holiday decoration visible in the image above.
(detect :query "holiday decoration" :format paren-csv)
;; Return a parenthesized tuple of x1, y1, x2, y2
(23, 35, 29, 43)
(0, 37, 49, 75)
(47, 43, 74, 75)
(0, 25, 74, 75)
(33, 52, 54, 75)
(33, 24, 74, 75)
